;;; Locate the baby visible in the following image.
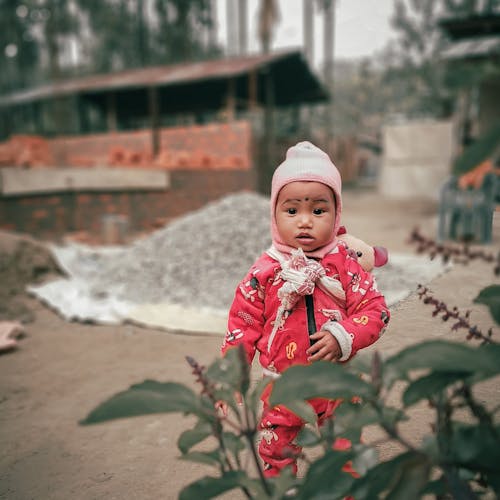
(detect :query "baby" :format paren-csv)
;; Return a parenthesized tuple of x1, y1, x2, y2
(221, 141, 390, 477)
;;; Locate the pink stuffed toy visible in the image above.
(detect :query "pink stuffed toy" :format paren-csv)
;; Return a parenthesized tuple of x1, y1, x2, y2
(337, 226, 388, 272)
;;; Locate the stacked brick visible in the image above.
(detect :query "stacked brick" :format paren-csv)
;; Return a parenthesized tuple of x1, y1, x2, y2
(0, 135, 53, 168)
(0, 121, 251, 170)
(46, 121, 251, 170)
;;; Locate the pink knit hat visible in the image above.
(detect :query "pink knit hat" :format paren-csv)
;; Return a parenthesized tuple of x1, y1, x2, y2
(270, 141, 342, 258)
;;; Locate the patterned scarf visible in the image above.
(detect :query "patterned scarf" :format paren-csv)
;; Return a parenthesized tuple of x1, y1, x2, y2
(265, 246, 346, 352)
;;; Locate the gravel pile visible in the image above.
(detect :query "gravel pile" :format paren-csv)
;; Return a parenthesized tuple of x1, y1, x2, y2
(50, 191, 447, 318)
(85, 192, 272, 311)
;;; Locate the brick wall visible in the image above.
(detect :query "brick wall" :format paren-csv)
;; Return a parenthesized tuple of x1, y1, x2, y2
(0, 169, 256, 241)
(49, 121, 251, 169)
(0, 119, 257, 241)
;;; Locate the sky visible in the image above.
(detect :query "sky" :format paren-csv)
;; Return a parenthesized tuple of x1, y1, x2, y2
(216, 0, 397, 67)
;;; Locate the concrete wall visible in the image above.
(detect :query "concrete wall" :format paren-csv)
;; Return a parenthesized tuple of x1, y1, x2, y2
(379, 120, 455, 200)
(0, 169, 255, 240)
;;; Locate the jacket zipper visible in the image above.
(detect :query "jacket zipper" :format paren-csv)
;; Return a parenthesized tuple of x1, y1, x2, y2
(305, 295, 317, 344)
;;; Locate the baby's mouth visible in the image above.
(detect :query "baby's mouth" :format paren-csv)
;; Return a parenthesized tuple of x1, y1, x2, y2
(297, 233, 314, 242)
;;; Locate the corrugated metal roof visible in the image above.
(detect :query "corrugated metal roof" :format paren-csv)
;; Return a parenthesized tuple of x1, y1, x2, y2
(0, 48, 326, 107)
(441, 35, 500, 60)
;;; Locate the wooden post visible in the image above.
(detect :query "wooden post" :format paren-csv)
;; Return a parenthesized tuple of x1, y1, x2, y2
(148, 86, 160, 156)
(106, 92, 117, 132)
(248, 70, 257, 111)
(77, 97, 89, 134)
(226, 78, 235, 121)
(261, 67, 275, 194)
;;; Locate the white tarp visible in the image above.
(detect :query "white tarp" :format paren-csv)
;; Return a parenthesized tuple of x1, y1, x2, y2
(28, 242, 449, 335)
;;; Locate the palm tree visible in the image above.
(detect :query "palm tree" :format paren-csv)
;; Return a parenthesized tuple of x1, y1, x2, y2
(319, 0, 336, 139)
(238, 0, 248, 55)
(257, 0, 280, 53)
(303, 0, 314, 64)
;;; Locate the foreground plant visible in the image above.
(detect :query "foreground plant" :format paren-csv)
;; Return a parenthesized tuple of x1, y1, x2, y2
(81, 338, 500, 498)
(80, 231, 500, 499)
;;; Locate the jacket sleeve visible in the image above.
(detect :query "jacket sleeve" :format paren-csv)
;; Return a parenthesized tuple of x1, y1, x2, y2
(221, 262, 267, 364)
(322, 247, 390, 361)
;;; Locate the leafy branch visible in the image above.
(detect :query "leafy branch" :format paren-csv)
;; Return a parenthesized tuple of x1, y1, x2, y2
(417, 285, 497, 344)
(79, 226, 500, 499)
(408, 227, 500, 272)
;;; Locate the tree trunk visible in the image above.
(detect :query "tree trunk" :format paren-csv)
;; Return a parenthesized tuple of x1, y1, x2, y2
(323, 0, 335, 141)
(226, 0, 238, 55)
(207, 0, 218, 50)
(238, 0, 248, 55)
(303, 0, 314, 64)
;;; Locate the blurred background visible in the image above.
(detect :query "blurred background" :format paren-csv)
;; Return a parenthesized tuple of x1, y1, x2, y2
(0, 5, 499, 497)
(0, 0, 499, 242)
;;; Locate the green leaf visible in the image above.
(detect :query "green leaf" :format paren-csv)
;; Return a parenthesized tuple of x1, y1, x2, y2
(285, 400, 318, 426)
(487, 472, 500, 496)
(352, 445, 378, 476)
(205, 348, 250, 416)
(180, 450, 222, 467)
(80, 380, 199, 425)
(334, 400, 406, 436)
(269, 362, 373, 408)
(385, 341, 500, 380)
(297, 426, 321, 448)
(349, 452, 430, 500)
(179, 471, 248, 500)
(474, 285, 500, 325)
(248, 377, 273, 419)
(206, 347, 248, 393)
(178, 419, 213, 454)
(221, 431, 245, 458)
(421, 477, 447, 497)
(385, 454, 431, 500)
(403, 371, 471, 407)
(298, 449, 356, 500)
(266, 467, 297, 500)
(448, 423, 500, 471)
(347, 352, 374, 375)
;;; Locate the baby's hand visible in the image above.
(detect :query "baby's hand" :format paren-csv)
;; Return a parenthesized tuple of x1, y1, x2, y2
(306, 330, 342, 362)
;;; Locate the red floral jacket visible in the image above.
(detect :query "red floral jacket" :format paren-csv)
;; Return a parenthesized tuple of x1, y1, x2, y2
(221, 243, 390, 376)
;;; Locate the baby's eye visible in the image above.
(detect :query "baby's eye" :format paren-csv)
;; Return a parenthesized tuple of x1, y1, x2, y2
(313, 208, 325, 215)
(287, 208, 297, 215)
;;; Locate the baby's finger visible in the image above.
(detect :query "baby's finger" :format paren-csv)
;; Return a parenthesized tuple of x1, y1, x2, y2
(306, 341, 323, 356)
(308, 346, 328, 362)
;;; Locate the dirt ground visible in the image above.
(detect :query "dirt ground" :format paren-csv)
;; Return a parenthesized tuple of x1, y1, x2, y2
(0, 189, 499, 500)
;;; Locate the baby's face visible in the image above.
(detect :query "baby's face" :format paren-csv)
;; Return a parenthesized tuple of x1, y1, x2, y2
(275, 181, 336, 252)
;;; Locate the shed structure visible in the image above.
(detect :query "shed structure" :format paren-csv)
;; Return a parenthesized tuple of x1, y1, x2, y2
(0, 49, 329, 240)
(0, 48, 328, 151)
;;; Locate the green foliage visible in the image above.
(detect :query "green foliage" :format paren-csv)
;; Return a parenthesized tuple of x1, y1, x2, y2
(452, 121, 500, 175)
(80, 248, 500, 498)
(474, 284, 500, 324)
(0, 0, 220, 93)
(80, 380, 200, 425)
(81, 335, 500, 498)
(383, 0, 500, 119)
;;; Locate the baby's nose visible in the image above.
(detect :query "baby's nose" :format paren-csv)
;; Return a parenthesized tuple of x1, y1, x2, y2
(298, 213, 313, 226)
